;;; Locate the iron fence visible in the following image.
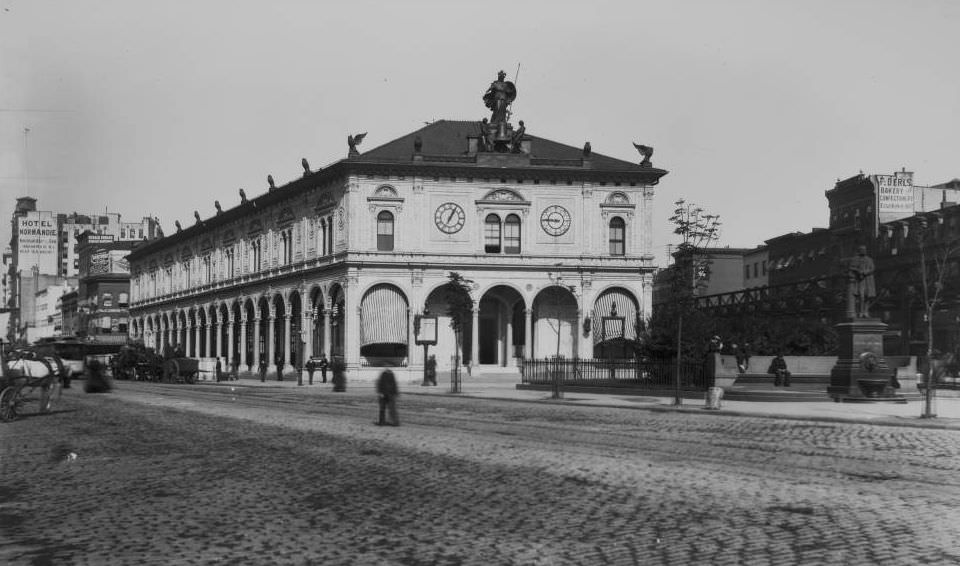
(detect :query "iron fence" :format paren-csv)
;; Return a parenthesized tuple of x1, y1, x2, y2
(520, 357, 709, 391)
(359, 357, 408, 368)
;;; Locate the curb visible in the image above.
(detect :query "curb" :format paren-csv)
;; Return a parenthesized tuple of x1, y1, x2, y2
(186, 380, 960, 430)
(400, 389, 960, 430)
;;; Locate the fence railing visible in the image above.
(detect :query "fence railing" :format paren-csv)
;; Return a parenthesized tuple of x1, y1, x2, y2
(359, 357, 408, 368)
(520, 357, 709, 391)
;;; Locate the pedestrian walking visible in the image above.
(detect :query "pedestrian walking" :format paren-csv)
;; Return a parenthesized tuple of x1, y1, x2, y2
(376, 369, 399, 426)
(319, 354, 328, 383)
(768, 352, 790, 387)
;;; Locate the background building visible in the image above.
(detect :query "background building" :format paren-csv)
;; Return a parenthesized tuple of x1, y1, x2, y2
(75, 231, 135, 338)
(5, 196, 160, 343)
(673, 170, 960, 357)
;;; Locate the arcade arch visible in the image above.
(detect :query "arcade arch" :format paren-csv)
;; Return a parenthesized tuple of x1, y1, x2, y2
(477, 285, 526, 367)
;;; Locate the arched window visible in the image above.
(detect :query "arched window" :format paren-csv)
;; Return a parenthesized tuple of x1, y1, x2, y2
(609, 217, 625, 256)
(280, 229, 293, 265)
(484, 214, 501, 253)
(504, 214, 521, 254)
(250, 238, 262, 272)
(377, 211, 394, 251)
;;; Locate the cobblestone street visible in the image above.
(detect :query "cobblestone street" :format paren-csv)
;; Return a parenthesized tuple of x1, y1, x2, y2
(2, 383, 959, 565)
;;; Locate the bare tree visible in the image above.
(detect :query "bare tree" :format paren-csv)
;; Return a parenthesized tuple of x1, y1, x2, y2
(914, 215, 960, 418)
(668, 198, 721, 406)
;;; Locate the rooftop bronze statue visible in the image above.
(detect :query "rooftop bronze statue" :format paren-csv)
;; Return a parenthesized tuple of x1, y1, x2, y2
(846, 245, 876, 318)
(347, 132, 367, 156)
(633, 142, 654, 167)
(483, 70, 516, 125)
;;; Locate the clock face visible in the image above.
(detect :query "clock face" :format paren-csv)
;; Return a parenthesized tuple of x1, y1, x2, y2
(540, 205, 572, 236)
(434, 202, 466, 234)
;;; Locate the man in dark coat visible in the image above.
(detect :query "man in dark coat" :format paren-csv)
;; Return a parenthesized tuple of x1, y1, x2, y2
(769, 353, 790, 387)
(318, 355, 329, 383)
(376, 369, 399, 426)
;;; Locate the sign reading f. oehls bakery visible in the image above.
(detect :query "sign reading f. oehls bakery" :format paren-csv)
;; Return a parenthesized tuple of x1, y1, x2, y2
(17, 213, 59, 274)
(874, 172, 915, 223)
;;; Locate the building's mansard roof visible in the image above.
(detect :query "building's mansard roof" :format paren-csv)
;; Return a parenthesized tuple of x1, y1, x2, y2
(355, 120, 652, 173)
(129, 119, 667, 261)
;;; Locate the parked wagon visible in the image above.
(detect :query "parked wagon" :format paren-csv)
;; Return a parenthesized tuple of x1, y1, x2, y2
(161, 357, 200, 384)
(1, 349, 65, 422)
(111, 344, 161, 381)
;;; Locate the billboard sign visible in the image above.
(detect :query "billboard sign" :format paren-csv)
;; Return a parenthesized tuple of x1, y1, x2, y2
(16, 212, 59, 274)
(875, 173, 915, 223)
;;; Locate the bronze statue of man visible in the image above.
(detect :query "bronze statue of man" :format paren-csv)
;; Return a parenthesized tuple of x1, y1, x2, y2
(482, 70, 516, 125)
(846, 245, 876, 318)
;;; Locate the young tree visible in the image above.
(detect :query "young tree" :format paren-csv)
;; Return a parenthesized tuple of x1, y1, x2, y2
(438, 272, 474, 391)
(665, 198, 721, 405)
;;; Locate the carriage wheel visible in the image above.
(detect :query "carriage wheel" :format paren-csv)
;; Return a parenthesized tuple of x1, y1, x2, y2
(184, 370, 197, 385)
(163, 359, 180, 383)
(0, 385, 22, 422)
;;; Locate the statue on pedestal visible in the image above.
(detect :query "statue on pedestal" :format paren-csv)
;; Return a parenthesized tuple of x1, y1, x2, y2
(846, 245, 876, 318)
(482, 70, 516, 126)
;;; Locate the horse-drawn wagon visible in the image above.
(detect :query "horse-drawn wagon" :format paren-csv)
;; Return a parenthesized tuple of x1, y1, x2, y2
(161, 357, 201, 384)
(1, 349, 65, 422)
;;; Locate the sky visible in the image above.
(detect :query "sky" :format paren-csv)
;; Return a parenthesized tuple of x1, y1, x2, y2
(2, 0, 959, 266)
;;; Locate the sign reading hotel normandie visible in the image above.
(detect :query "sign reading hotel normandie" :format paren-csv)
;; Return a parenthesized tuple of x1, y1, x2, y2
(17, 211, 59, 274)
(873, 171, 915, 224)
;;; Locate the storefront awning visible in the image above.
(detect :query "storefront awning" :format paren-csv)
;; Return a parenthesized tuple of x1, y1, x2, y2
(360, 285, 408, 346)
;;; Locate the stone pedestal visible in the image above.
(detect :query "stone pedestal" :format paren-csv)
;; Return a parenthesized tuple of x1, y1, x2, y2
(828, 318, 906, 403)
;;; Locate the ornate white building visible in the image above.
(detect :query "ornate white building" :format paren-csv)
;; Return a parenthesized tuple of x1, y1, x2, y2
(127, 75, 667, 380)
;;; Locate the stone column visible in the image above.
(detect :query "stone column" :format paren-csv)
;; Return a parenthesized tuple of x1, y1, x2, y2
(193, 318, 200, 358)
(252, 315, 261, 369)
(344, 284, 360, 367)
(407, 308, 418, 368)
(283, 313, 292, 373)
(203, 320, 213, 358)
(575, 309, 585, 359)
(215, 312, 223, 361)
(267, 314, 276, 375)
(322, 308, 332, 358)
(470, 306, 480, 368)
(239, 311, 248, 370)
(227, 313, 235, 369)
(505, 310, 514, 367)
(524, 308, 533, 360)
(301, 312, 313, 363)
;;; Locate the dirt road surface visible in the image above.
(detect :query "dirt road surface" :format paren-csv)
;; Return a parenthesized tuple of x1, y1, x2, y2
(2, 382, 959, 565)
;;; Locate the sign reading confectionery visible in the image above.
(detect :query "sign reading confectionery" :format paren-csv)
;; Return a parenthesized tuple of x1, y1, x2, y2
(874, 172, 915, 223)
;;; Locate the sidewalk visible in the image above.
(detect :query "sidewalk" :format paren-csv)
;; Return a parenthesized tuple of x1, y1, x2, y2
(210, 374, 960, 430)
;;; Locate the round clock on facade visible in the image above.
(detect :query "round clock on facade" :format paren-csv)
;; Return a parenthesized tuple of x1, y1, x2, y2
(540, 205, 572, 236)
(434, 202, 466, 234)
